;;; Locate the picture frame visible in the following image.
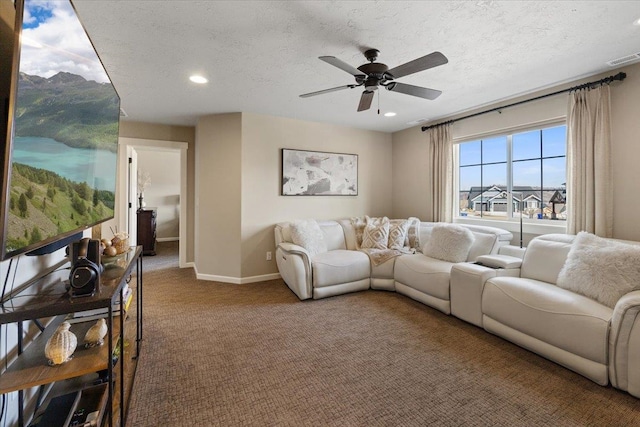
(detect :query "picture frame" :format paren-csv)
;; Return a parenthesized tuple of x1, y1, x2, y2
(281, 149, 358, 196)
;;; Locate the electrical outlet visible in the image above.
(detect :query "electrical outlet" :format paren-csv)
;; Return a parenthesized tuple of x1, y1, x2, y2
(266, 251, 272, 261)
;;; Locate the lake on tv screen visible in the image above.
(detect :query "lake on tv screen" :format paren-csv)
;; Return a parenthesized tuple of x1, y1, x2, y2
(5, 137, 117, 255)
(13, 137, 116, 191)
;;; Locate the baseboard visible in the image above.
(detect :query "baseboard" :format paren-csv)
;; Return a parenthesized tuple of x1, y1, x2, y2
(239, 273, 281, 284)
(194, 270, 281, 284)
(156, 237, 179, 242)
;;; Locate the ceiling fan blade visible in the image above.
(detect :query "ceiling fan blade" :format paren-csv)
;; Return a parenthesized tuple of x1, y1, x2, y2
(386, 51, 448, 79)
(300, 84, 357, 98)
(386, 82, 442, 100)
(357, 90, 375, 112)
(319, 56, 366, 77)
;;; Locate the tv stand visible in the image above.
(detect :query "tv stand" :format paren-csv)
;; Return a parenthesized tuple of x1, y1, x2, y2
(0, 246, 143, 427)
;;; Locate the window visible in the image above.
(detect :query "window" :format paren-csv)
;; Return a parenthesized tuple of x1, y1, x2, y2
(458, 124, 567, 222)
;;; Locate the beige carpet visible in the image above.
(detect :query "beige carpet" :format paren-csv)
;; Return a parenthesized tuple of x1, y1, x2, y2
(127, 242, 640, 426)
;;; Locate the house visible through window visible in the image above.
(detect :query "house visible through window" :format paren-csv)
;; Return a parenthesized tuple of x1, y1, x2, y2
(458, 124, 567, 222)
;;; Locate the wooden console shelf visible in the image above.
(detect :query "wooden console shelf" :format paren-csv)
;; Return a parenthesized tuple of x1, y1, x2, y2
(0, 315, 124, 394)
(0, 246, 143, 427)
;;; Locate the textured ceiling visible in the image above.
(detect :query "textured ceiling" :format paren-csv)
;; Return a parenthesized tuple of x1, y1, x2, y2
(71, 0, 640, 133)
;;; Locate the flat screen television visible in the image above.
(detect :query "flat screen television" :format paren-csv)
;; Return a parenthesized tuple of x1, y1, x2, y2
(1, 0, 120, 260)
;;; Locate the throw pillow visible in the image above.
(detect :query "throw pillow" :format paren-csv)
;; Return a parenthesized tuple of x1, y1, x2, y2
(422, 223, 475, 263)
(405, 217, 422, 252)
(290, 219, 327, 257)
(351, 216, 367, 249)
(361, 216, 390, 250)
(388, 219, 410, 250)
(556, 232, 640, 308)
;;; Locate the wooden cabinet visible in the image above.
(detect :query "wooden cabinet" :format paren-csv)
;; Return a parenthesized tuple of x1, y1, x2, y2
(0, 247, 143, 427)
(136, 209, 157, 256)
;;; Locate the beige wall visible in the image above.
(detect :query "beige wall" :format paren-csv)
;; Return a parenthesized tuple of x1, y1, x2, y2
(1, 0, 16, 212)
(0, 0, 15, 102)
(609, 64, 640, 241)
(392, 62, 640, 242)
(240, 113, 393, 278)
(392, 126, 430, 220)
(119, 121, 196, 143)
(194, 113, 242, 278)
(118, 121, 196, 260)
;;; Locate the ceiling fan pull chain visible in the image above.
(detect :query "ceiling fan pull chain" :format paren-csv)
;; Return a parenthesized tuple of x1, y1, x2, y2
(377, 90, 380, 115)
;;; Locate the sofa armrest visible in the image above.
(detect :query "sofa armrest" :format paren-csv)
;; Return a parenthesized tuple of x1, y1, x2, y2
(278, 242, 309, 257)
(475, 254, 523, 269)
(497, 245, 526, 259)
(609, 290, 640, 397)
(450, 261, 521, 327)
(276, 243, 313, 300)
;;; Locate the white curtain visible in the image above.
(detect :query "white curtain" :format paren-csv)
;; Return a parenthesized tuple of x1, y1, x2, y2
(566, 85, 612, 237)
(427, 123, 453, 222)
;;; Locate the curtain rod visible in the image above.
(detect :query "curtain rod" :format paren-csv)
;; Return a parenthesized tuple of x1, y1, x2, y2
(421, 71, 627, 132)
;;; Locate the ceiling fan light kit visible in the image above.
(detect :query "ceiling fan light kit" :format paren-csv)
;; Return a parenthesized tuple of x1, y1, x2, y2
(300, 48, 448, 112)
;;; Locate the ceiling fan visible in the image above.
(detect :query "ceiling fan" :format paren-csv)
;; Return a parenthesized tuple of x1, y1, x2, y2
(300, 49, 448, 112)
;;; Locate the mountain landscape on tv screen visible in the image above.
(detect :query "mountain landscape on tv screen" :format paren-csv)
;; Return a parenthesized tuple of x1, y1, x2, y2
(15, 71, 120, 151)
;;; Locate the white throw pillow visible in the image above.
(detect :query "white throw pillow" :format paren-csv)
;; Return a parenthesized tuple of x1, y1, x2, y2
(422, 223, 475, 263)
(361, 216, 390, 250)
(290, 219, 327, 257)
(388, 219, 409, 250)
(556, 232, 640, 308)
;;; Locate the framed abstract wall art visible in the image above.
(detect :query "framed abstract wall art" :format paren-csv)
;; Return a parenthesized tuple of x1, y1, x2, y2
(281, 149, 358, 196)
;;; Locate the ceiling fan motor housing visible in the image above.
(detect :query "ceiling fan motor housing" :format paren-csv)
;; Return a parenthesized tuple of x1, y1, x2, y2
(357, 62, 390, 90)
(357, 62, 389, 77)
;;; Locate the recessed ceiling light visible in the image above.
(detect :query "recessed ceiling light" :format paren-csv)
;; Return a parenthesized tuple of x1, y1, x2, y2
(634, 17, 640, 26)
(189, 75, 208, 84)
(384, 112, 396, 117)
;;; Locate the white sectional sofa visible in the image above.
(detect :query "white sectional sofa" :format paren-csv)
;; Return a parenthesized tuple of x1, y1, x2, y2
(274, 220, 640, 400)
(275, 220, 371, 300)
(451, 233, 640, 398)
(394, 224, 513, 314)
(274, 219, 512, 305)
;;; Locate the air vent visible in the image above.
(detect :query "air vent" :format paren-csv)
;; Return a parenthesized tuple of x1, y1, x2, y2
(119, 107, 128, 118)
(606, 53, 640, 67)
(406, 118, 429, 126)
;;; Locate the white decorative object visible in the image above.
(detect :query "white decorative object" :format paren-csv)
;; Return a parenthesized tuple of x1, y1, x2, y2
(84, 318, 108, 348)
(557, 231, 640, 308)
(422, 223, 475, 263)
(137, 169, 151, 210)
(137, 169, 151, 194)
(45, 322, 77, 366)
(290, 219, 327, 256)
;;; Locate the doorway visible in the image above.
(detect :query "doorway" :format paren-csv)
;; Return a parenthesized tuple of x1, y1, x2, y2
(116, 137, 188, 268)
